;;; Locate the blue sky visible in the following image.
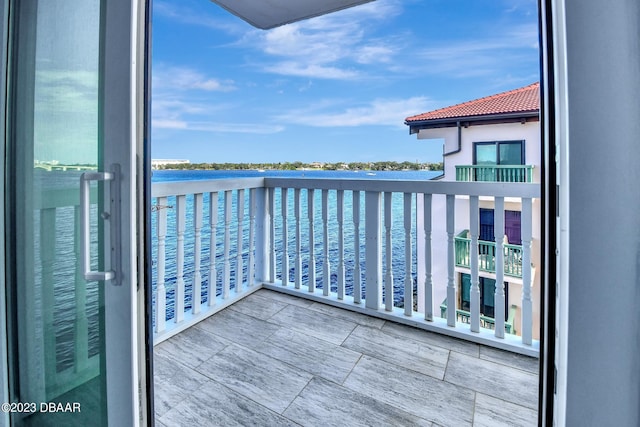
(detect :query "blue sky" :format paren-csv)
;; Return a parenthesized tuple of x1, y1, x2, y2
(151, 0, 539, 164)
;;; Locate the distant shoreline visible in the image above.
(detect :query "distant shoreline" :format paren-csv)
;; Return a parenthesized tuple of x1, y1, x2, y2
(152, 161, 443, 172)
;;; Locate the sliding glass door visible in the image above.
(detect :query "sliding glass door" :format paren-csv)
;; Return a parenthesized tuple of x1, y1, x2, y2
(3, 0, 145, 425)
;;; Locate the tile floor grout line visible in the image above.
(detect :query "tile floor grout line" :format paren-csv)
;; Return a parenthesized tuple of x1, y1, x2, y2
(239, 290, 294, 320)
(342, 325, 452, 381)
(340, 353, 364, 386)
(443, 350, 452, 382)
(471, 391, 477, 426)
(279, 374, 315, 418)
(174, 374, 301, 424)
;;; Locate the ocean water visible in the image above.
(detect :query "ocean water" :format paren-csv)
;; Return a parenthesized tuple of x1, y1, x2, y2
(151, 169, 441, 318)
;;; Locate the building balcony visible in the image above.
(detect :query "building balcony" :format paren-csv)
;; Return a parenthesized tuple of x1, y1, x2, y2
(454, 230, 524, 278)
(455, 165, 534, 183)
(440, 297, 518, 334)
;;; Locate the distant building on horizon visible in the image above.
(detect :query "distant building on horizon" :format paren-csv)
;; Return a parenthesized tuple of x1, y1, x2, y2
(151, 159, 191, 168)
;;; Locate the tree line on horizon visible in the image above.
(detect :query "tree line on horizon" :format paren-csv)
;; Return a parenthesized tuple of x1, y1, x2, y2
(154, 160, 444, 171)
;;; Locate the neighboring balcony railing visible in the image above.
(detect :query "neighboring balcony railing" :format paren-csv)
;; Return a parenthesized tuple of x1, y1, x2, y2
(454, 230, 523, 277)
(151, 177, 540, 355)
(455, 165, 534, 182)
(439, 298, 517, 334)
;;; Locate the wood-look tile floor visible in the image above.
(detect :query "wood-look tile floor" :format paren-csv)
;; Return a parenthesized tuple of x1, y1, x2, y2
(154, 289, 538, 427)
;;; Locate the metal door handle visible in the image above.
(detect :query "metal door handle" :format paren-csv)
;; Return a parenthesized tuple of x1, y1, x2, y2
(80, 170, 117, 282)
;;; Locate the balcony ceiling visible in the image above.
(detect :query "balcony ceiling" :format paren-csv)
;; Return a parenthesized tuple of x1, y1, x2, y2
(210, 0, 375, 29)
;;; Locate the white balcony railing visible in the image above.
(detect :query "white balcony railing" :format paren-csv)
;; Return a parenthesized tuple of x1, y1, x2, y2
(33, 187, 101, 401)
(456, 165, 535, 183)
(151, 177, 540, 356)
(29, 175, 539, 405)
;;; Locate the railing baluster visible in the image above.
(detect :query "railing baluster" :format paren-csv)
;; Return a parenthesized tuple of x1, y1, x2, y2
(208, 192, 218, 306)
(41, 208, 56, 385)
(384, 192, 393, 312)
(469, 196, 480, 332)
(521, 197, 533, 345)
(281, 188, 289, 286)
(294, 188, 302, 289)
(353, 191, 361, 304)
(155, 197, 168, 330)
(403, 193, 413, 316)
(494, 197, 506, 338)
(73, 207, 89, 371)
(337, 190, 345, 300)
(423, 194, 433, 321)
(248, 189, 256, 286)
(193, 193, 203, 314)
(322, 189, 331, 296)
(236, 189, 245, 292)
(365, 191, 382, 310)
(254, 188, 268, 283)
(223, 190, 232, 299)
(308, 189, 316, 293)
(175, 195, 186, 323)
(268, 188, 276, 282)
(446, 194, 456, 327)
(506, 245, 515, 275)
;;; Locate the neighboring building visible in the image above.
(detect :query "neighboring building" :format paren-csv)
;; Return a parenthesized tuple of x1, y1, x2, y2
(405, 82, 541, 338)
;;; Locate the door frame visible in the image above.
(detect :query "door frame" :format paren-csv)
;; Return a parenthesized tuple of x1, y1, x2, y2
(101, 0, 149, 424)
(0, 0, 9, 425)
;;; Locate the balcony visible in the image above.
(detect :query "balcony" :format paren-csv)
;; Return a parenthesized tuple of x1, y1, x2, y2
(32, 175, 540, 424)
(154, 289, 539, 426)
(440, 297, 518, 334)
(151, 177, 539, 353)
(455, 165, 534, 183)
(454, 230, 523, 277)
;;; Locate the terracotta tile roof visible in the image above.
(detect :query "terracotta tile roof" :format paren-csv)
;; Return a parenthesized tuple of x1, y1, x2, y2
(405, 82, 539, 123)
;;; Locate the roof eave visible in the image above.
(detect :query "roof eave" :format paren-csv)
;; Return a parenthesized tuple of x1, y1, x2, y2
(406, 110, 540, 135)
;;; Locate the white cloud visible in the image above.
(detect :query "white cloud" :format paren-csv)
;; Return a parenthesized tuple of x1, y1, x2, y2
(152, 64, 274, 135)
(152, 77, 285, 135)
(153, 65, 236, 92)
(154, 119, 188, 129)
(355, 44, 395, 64)
(275, 97, 434, 128)
(239, 0, 405, 80)
(153, 118, 283, 134)
(413, 24, 539, 78)
(187, 122, 285, 134)
(153, 1, 244, 34)
(152, 98, 216, 129)
(264, 62, 359, 79)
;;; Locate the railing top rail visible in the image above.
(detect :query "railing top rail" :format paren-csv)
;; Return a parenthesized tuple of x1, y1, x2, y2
(152, 177, 265, 198)
(456, 164, 534, 169)
(263, 177, 540, 198)
(454, 235, 524, 249)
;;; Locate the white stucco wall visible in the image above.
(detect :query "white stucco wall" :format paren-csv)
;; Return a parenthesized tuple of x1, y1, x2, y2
(417, 121, 541, 182)
(415, 120, 542, 339)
